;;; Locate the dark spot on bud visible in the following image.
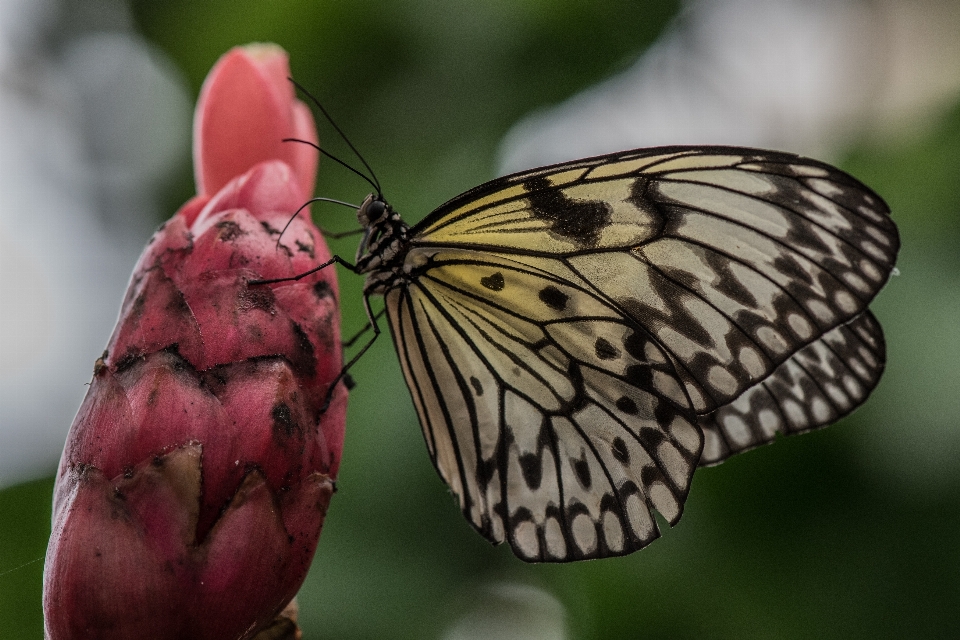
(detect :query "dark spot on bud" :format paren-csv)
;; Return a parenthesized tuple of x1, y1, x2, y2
(237, 285, 275, 313)
(215, 220, 244, 242)
(539, 286, 568, 311)
(122, 466, 134, 479)
(113, 352, 145, 374)
(616, 396, 638, 415)
(289, 322, 317, 378)
(272, 403, 296, 438)
(260, 221, 281, 235)
(480, 272, 504, 291)
(519, 453, 542, 489)
(612, 437, 630, 464)
(470, 376, 483, 396)
(594, 337, 619, 360)
(295, 239, 315, 259)
(313, 280, 333, 299)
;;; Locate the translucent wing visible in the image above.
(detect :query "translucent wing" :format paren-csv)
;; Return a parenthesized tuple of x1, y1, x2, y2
(384, 249, 702, 561)
(410, 146, 899, 416)
(380, 145, 897, 562)
(699, 310, 885, 465)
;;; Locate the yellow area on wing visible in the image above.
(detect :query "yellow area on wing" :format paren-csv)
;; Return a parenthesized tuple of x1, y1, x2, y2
(646, 154, 743, 174)
(423, 250, 621, 323)
(418, 177, 658, 252)
(418, 197, 579, 252)
(545, 168, 588, 187)
(419, 184, 530, 236)
(585, 154, 676, 179)
(677, 169, 778, 196)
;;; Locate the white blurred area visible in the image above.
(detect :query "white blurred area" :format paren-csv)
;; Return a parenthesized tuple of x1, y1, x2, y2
(442, 582, 567, 640)
(499, 0, 960, 172)
(0, 0, 191, 487)
(499, 0, 960, 494)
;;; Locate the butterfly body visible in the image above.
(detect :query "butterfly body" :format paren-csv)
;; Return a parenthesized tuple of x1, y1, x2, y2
(349, 145, 898, 562)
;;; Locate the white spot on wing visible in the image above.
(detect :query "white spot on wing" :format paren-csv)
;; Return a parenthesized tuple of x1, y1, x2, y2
(602, 511, 625, 553)
(571, 513, 598, 555)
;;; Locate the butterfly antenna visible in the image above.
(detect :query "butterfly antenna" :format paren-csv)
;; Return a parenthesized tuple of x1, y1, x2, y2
(275, 197, 361, 249)
(289, 78, 382, 196)
(283, 137, 380, 195)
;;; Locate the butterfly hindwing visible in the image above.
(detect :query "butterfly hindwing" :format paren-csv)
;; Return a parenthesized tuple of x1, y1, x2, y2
(386, 248, 702, 561)
(699, 309, 886, 465)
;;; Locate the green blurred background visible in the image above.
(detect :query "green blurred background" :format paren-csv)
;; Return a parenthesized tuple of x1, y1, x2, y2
(2, 0, 959, 638)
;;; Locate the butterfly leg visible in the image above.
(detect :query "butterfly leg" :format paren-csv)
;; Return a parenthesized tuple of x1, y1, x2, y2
(320, 294, 383, 411)
(334, 307, 386, 393)
(248, 254, 359, 285)
(342, 307, 386, 348)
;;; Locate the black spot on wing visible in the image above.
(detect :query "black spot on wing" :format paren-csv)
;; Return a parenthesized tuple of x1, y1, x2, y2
(612, 437, 630, 464)
(524, 176, 612, 248)
(640, 465, 664, 487)
(571, 451, 592, 489)
(637, 427, 665, 451)
(594, 337, 620, 360)
(624, 364, 654, 388)
(480, 272, 505, 291)
(623, 330, 649, 360)
(616, 396, 639, 415)
(539, 285, 569, 311)
(654, 398, 680, 425)
(469, 376, 484, 396)
(519, 453, 543, 490)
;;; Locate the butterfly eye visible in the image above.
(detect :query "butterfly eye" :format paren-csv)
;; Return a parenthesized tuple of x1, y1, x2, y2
(367, 199, 387, 223)
(357, 196, 387, 227)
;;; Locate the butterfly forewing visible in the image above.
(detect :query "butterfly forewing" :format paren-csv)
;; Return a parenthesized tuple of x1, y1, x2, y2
(408, 147, 897, 416)
(366, 145, 898, 562)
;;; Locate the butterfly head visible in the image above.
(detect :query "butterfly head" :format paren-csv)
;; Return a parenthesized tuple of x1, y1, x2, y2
(357, 193, 391, 228)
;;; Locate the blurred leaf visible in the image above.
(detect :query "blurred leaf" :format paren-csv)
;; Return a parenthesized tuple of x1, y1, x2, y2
(0, 477, 53, 637)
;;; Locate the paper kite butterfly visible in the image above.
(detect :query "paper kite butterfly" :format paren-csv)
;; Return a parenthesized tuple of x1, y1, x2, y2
(277, 145, 899, 562)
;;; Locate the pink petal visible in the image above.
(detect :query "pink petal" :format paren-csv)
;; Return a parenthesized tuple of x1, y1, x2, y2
(193, 46, 318, 199)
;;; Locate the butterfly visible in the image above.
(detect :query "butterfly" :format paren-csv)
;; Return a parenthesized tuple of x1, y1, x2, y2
(293, 145, 898, 562)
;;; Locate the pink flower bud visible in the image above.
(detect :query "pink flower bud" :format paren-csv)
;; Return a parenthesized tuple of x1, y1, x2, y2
(43, 45, 344, 640)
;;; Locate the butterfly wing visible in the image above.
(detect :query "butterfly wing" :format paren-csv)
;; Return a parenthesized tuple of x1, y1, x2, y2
(698, 309, 885, 465)
(410, 146, 898, 416)
(384, 250, 702, 561)
(385, 145, 897, 561)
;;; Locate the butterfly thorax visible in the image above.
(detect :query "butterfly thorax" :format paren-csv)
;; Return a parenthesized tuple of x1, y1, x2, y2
(355, 194, 412, 294)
